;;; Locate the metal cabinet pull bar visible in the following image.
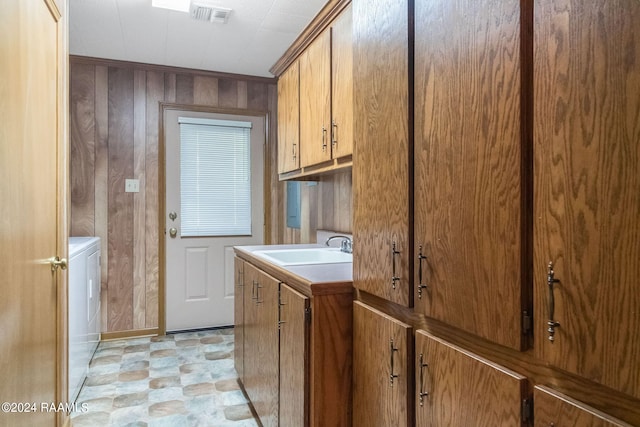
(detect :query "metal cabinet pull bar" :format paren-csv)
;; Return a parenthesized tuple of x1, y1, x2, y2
(322, 127, 327, 152)
(391, 242, 400, 289)
(332, 119, 338, 147)
(547, 262, 560, 341)
(417, 245, 428, 298)
(418, 353, 429, 406)
(256, 284, 263, 304)
(389, 339, 399, 386)
(292, 143, 297, 162)
(251, 280, 257, 301)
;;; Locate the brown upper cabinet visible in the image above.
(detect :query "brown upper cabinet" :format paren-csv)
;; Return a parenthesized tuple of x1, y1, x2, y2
(413, 0, 530, 351)
(277, 4, 353, 178)
(277, 61, 300, 174)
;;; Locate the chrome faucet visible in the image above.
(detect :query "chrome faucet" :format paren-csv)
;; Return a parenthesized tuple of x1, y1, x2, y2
(325, 235, 353, 254)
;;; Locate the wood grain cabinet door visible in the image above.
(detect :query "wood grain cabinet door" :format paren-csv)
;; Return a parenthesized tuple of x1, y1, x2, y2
(353, 302, 413, 427)
(413, 0, 530, 351)
(415, 330, 527, 427)
(277, 61, 300, 173)
(233, 257, 245, 380)
(534, 386, 633, 427)
(533, 0, 640, 399)
(279, 284, 310, 427)
(299, 29, 331, 168)
(330, 4, 353, 159)
(243, 263, 280, 427)
(352, 0, 411, 307)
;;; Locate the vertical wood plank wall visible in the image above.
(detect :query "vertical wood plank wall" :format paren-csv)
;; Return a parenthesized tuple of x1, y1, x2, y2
(70, 56, 352, 334)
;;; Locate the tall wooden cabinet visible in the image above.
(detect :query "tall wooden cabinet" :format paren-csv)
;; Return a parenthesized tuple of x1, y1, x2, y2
(353, 0, 411, 307)
(533, 0, 640, 400)
(414, 0, 530, 351)
(330, 5, 353, 159)
(352, 0, 640, 424)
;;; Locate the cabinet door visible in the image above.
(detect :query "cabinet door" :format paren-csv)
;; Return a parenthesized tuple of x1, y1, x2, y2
(415, 330, 527, 426)
(330, 4, 353, 159)
(353, 302, 412, 427)
(233, 257, 244, 379)
(413, 0, 529, 351)
(353, 0, 411, 307)
(279, 284, 309, 427)
(534, 386, 633, 427)
(243, 263, 279, 427)
(299, 29, 331, 167)
(278, 61, 300, 173)
(533, 0, 640, 399)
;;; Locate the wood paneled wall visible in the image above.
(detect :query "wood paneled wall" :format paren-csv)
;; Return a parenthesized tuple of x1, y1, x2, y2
(70, 56, 353, 334)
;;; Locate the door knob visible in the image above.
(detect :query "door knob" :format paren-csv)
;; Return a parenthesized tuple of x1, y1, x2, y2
(169, 227, 178, 238)
(169, 212, 177, 221)
(50, 256, 68, 272)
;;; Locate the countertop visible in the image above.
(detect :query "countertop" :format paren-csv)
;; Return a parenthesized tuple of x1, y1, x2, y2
(234, 244, 353, 297)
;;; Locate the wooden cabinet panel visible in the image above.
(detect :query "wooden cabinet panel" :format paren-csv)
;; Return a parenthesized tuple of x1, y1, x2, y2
(353, 301, 412, 427)
(533, 0, 640, 399)
(279, 284, 310, 427)
(277, 61, 300, 173)
(534, 386, 633, 427)
(353, 0, 411, 307)
(415, 330, 527, 426)
(331, 4, 353, 159)
(414, 0, 529, 351)
(243, 263, 279, 427)
(233, 257, 244, 380)
(299, 29, 331, 168)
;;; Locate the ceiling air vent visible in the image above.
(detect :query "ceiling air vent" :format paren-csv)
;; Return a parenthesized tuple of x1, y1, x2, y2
(189, 2, 232, 24)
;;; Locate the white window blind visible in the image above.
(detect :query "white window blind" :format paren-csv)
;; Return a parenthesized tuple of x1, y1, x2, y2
(179, 117, 252, 237)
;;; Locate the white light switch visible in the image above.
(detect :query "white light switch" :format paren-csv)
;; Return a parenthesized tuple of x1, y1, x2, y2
(125, 179, 140, 193)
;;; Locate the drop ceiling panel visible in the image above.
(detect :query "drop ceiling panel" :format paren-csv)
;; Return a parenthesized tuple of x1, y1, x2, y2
(69, 0, 328, 77)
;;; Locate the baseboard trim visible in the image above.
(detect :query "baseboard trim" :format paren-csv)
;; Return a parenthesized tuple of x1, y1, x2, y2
(100, 328, 160, 341)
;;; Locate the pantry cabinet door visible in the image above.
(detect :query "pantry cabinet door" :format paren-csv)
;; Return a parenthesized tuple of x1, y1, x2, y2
(299, 29, 331, 168)
(353, 302, 412, 427)
(534, 386, 633, 427)
(415, 330, 527, 427)
(353, 0, 411, 307)
(414, 0, 530, 351)
(533, 0, 640, 399)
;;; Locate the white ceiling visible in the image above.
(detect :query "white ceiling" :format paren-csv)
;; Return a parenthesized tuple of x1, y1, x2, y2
(69, 0, 328, 77)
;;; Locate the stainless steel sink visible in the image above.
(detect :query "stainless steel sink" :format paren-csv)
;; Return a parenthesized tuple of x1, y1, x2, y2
(253, 247, 352, 266)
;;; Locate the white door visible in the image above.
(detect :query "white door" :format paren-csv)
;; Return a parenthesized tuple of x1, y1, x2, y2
(164, 109, 264, 331)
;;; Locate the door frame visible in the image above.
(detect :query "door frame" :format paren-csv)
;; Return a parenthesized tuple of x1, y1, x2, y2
(158, 103, 271, 334)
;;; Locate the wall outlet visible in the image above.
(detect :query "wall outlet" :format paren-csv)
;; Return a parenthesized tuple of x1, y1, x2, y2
(125, 179, 140, 193)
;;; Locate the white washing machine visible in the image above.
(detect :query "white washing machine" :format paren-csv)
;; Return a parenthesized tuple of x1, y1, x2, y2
(68, 237, 101, 403)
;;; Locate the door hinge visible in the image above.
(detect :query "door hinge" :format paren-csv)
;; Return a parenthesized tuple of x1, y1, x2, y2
(305, 307, 311, 324)
(522, 398, 533, 423)
(522, 310, 532, 336)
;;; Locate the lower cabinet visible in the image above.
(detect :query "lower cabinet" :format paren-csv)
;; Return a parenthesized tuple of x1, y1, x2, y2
(353, 301, 413, 427)
(243, 262, 280, 427)
(534, 386, 632, 427)
(415, 330, 527, 426)
(234, 255, 353, 427)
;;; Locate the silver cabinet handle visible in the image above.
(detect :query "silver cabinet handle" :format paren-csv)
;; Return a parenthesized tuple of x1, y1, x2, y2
(417, 245, 428, 298)
(418, 353, 429, 406)
(547, 262, 560, 341)
(389, 339, 399, 386)
(391, 242, 400, 289)
(322, 126, 327, 152)
(331, 119, 338, 147)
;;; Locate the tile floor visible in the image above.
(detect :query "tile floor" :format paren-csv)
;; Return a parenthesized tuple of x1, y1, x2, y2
(71, 328, 259, 427)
